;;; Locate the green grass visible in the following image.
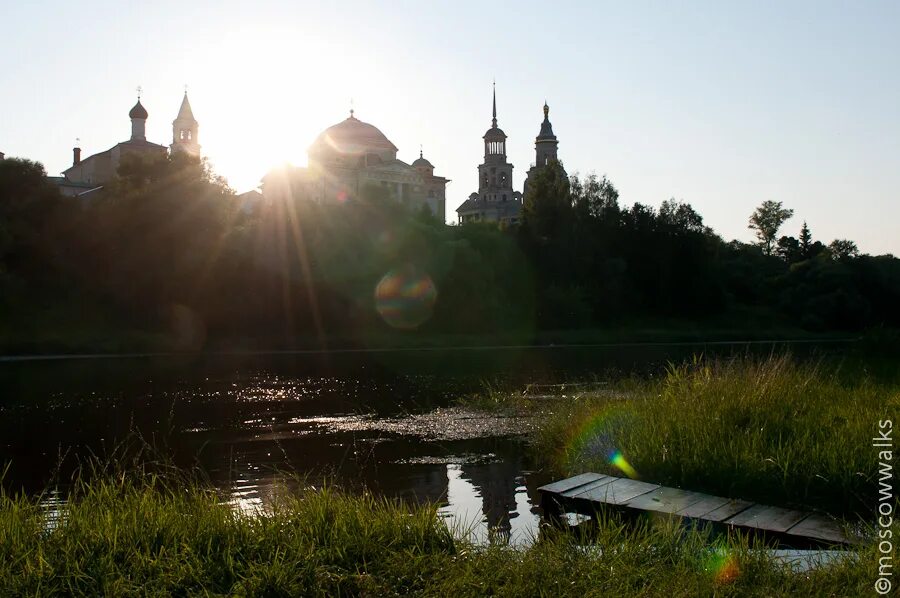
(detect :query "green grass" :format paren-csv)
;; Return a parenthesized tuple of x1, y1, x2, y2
(530, 355, 899, 517)
(2, 355, 896, 595)
(0, 470, 887, 597)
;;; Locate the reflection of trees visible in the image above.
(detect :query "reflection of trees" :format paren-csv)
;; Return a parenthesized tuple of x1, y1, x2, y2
(403, 466, 450, 503)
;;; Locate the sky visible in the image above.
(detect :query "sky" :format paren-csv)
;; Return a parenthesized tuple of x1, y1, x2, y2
(2, 0, 898, 254)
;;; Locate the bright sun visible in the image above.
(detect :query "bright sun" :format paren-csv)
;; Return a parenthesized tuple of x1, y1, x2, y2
(193, 28, 371, 193)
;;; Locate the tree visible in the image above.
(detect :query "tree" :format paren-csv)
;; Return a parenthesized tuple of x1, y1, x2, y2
(829, 239, 859, 260)
(0, 158, 67, 282)
(659, 199, 707, 234)
(522, 160, 572, 240)
(572, 173, 619, 222)
(799, 221, 812, 257)
(776, 235, 802, 263)
(748, 200, 794, 256)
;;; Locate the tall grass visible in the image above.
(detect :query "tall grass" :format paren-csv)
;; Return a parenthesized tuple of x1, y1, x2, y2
(535, 355, 899, 517)
(0, 470, 885, 596)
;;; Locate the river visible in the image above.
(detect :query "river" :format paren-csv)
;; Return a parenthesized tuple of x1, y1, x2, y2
(0, 341, 855, 545)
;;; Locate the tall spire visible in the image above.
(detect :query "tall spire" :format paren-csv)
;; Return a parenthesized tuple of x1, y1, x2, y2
(171, 89, 200, 156)
(537, 100, 556, 140)
(491, 80, 497, 128)
(176, 91, 195, 121)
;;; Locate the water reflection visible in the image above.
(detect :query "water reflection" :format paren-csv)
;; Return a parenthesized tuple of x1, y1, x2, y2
(0, 344, 854, 548)
(440, 464, 540, 546)
(2, 363, 547, 545)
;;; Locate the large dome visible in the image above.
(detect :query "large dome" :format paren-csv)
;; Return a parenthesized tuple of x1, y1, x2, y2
(310, 114, 398, 156)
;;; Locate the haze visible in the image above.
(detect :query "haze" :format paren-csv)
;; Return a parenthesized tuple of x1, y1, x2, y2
(2, 0, 898, 254)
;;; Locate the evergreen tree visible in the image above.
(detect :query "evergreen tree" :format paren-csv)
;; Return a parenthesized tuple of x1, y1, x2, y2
(799, 221, 812, 257)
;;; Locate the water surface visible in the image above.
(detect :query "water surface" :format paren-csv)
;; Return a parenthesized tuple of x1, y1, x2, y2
(0, 342, 854, 545)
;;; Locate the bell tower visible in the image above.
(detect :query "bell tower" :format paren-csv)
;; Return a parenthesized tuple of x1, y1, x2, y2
(524, 101, 562, 198)
(534, 101, 558, 167)
(171, 90, 200, 156)
(477, 83, 515, 203)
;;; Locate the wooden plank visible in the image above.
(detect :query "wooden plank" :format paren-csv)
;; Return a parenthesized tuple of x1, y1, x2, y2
(625, 486, 708, 515)
(575, 478, 659, 505)
(537, 472, 605, 495)
(725, 504, 808, 533)
(700, 499, 755, 522)
(559, 476, 616, 498)
(785, 514, 854, 545)
(538, 473, 854, 546)
(675, 495, 732, 518)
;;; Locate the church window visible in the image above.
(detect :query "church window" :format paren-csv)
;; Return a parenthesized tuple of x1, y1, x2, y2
(187, 130, 192, 140)
(503, 194, 507, 201)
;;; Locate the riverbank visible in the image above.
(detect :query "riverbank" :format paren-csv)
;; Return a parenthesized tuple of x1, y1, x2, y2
(0, 473, 882, 596)
(1, 354, 897, 594)
(470, 355, 899, 518)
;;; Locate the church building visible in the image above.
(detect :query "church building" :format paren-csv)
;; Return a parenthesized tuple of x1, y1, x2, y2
(262, 110, 448, 220)
(456, 86, 563, 225)
(54, 91, 200, 197)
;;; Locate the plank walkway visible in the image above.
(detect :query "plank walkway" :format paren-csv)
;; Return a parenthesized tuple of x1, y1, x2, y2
(538, 473, 858, 546)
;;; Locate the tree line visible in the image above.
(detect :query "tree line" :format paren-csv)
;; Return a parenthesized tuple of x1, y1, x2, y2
(0, 154, 898, 351)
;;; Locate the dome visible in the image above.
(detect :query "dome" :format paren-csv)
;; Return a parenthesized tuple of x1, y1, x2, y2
(310, 114, 398, 156)
(483, 126, 507, 141)
(412, 150, 433, 168)
(129, 100, 148, 119)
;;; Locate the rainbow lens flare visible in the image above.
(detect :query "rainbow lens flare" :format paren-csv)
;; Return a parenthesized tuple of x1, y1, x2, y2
(704, 548, 740, 585)
(374, 268, 438, 330)
(609, 450, 638, 479)
(566, 409, 639, 478)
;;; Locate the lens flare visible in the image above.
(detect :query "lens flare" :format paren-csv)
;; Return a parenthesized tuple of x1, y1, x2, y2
(565, 408, 638, 478)
(609, 450, 638, 479)
(374, 268, 438, 330)
(704, 548, 740, 585)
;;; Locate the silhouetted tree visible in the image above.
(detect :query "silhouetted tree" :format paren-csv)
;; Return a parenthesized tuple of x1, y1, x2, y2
(749, 200, 794, 255)
(829, 239, 859, 260)
(2, 153, 899, 351)
(572, 174, 619, 222)
(523, 160, 572, 241)
(776, 236, 802, 263)
(799, 221, 812, 257)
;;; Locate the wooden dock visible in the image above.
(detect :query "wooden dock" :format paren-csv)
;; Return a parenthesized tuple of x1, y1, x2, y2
(538, 473, 858, 547)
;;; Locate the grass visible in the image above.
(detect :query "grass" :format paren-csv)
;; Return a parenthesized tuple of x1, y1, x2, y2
(2, 354, 896, 595)
(0, 469, 888, 597)
(529, 354, 899, 517)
